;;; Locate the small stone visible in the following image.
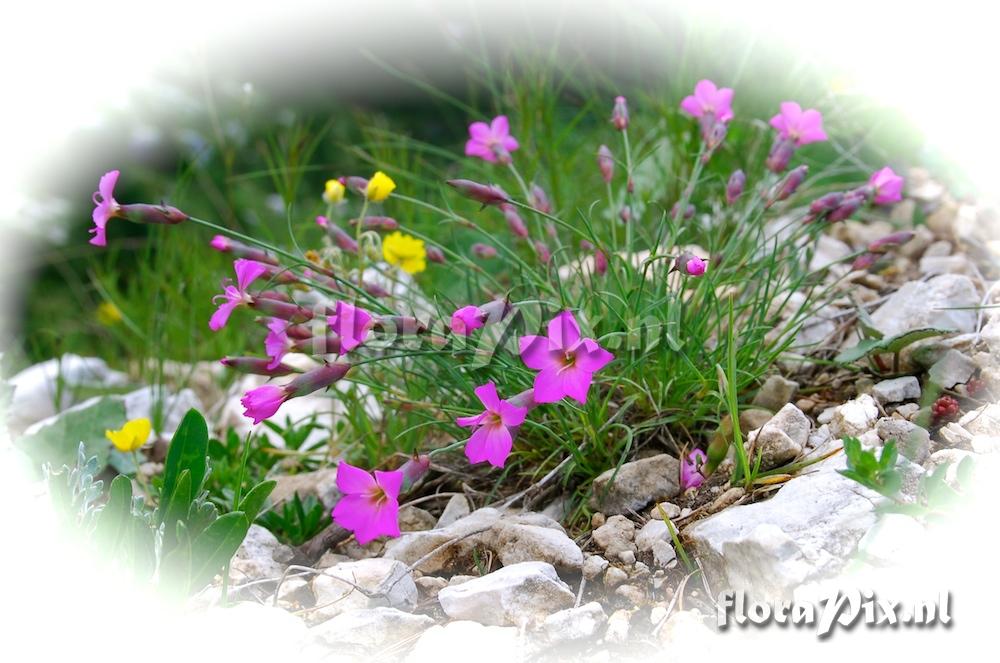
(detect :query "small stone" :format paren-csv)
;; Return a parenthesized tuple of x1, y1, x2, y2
(959, 403, 1000, 436)
(591, 513, 606, 529)
(652, 540, 677, 568)
(868, 274, 979, 338)
(592, 515, 637, 557)
(615, 584, 646, 606)
(919, 255, 970, 276)
(311, 558, 416, 621)
(437, 561, 575, 627)
(273, 576, 312, 610)
(872, 376, 921, 403)
(928, 350, 976, 389)
(795, 398, 816, 414)
(415, 576, 448, 598)
(635, 520, 670, 553)
(543, 602, 608, 644)
(229, 525, 294, 591)
(894, 403, 921, 420)
(436, 494, 471, 528)
(648, 501, 681, 520)
(448, 575, 477, 586)
(603, 567, 628, 589)
(749, 403, 810, 470)
(398, 505, 437, 532)
(605, 609, 631, 644)
(923, 240, 952, 257)
(582, 555, 610, 580)
(751, 375, 799, 412)
(876, 418, 931, 464)
(817, 407, 837, 424)
(830, 394, 880, 438)
(589, 454, 681, 515)
(310, 607, 434, 652)
(269, 468, 339, 510)
(618, 550, 636, 565)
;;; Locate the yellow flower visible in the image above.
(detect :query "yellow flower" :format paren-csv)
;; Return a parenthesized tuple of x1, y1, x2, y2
(96, 301, 123, 326)
(105, 418, 152, 453)
(323, 179, 345, 204)
(382, 231, 427, 274)
(365, 171, 396, 202)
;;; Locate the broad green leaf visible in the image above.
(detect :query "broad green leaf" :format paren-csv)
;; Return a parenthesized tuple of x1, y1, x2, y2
(239, 480, 277, 523)
(835, 338, 884, 364)
(189, 512, 251, 591)
(160, 409, 209, 508)
(158, 469, 192, 537)
(835, 328, 951, 364)
(93, 475, 133, 552)
(160, 521, 192, 598)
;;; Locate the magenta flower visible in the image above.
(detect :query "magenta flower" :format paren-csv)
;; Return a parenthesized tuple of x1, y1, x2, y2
(674, 253, 707, 277)
(465, 115, 519, 164)
(446, 179, 511, 207)
(680, 449, 707, 490)
(90, 170, 122, 246)
(209, 259, 269, 331)
(611, 96, 629, 131)
(597, 145, 614, 183)
(331, 462, 403, 545)
(327, 301, 373, 354)
(869, 167, 904, 205)
(769, 102, 827, 146)
(518, 311, 615, 404)
(241, 385, 288, 424)
(680, 80, 734, 123)
(471, 243, 498, 259)
(726, 170, 746, 206)
(456, 382, 528, 468)
(451, 305, 485, 337)
(265, 318, 292, 370)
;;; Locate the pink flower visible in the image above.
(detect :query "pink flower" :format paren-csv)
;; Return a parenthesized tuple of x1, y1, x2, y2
(209, 259, 269, 331)
(680, 79, 734, 123)
(241, 385, 289, 424)
(265, 318, 292, 370)
(869, 167, 903, 205)
(597, 145, 614, 183)
(769, 102, 827, 146)
(518, 311, 615, 404)
(471, 243, 498, 259)
(331, 462, 403, 545)
(451, 305, 485, 336)
(465, 115, 519, 164)
(611, 96, 629, 131)
(456, 382, 528, 468)
(680, 449, 707, 490)
(90, 170, 122, 246)
(678, 254, 707, 276)
(327, 301, 373, 354)
(446, 179, 511, 206)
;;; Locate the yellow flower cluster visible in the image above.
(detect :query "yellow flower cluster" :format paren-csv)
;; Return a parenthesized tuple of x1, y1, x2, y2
(105, 417, 151, 452)
(366, 171, 396, 202)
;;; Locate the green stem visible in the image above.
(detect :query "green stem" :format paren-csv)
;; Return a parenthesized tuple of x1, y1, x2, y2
(355, 198, 370, 284)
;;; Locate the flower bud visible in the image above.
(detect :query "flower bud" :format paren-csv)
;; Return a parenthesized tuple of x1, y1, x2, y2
(530, 183, 552, 214)
(119, 203, 188, 226)
(534, 241, 551, 264)
(351, 216, 399, 230)
(209, 235, 280, 265)
(868, 230, 915, 253)
(674, 252, 707, 276)
(671, 202, 696, 220)
(400, 454, 431, 490)
(703, 119, 727, 151)
(765, 137, 796, 174)
(220, 356, 296, 376)
(446, 179, 511, 207)
(501, 204, 529, 238)
(295, 335, 343, 355)
(471, 243, 498, 259)
(619, 207, 631, 223)
(726, 170, 746, 206)
(597, 145, 615, 183)
(285, 361, 351, 398)
(251, 297, 313, 323)
(851, 252, 879, 271)
(594, 249, 608, 276)
(344, 176, 369, 195)
(611, 95, 629, 131)
(477, 297, 514, 324)
(805, 192, 844, 222)
(827, 192, 865, 223)
(772, 165, 809, 203)
(426, 245, 446, 264)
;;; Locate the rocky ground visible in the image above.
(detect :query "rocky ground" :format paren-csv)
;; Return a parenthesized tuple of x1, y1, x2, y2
(7, 168, 1000, 660)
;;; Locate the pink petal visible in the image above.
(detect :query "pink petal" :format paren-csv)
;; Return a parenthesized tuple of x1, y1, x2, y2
(779, 101, 803, 120)
(209, 300, 240, 331)
(264, 319, 289, 369)
(560, 366, 596, 404)
(498, 401, 527, 427)
(490, 115, 510, 138)
(465, 139, 497, 162)
(375, 469, 404, 501)
(234, 259, 268, 292)
(694, 79, 717, 103)
(468, 121, 493, 141)
(532, 366, 567, 403)
(474, 381, 502, 411)
(356, 500, 400, 544)
(332, 493, 372, 531)
(519, 335, 556, 370)
(336, 461, 377, 495)
(715, 88, 734, 122)
(572, 338, 615, 373)
(547, 311, 581, 349)
(456, 412, 487, 427)
(500, 135, 519, 153)
(680, 95, 703, 118)
(464, 424, 513, 468)
(240, 385, 286, 424)
(98, 170, 120, 202)
(533, 365, 595, 404)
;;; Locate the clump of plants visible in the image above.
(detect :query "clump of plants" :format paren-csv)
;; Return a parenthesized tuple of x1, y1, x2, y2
(85, 79, 910, 543)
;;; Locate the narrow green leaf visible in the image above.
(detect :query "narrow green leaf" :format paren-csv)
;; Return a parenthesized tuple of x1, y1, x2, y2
(189, 512, 251, 591)
(239, 480, 277, 523)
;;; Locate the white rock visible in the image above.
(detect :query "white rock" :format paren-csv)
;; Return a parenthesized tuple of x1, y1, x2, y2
(384, 508, 583, 574)
(856, 514, 928, 566)
(582, 555, 610, 580)
(7, 354, 129, 432)
(648, 501, 681, 520)
(589, 454, 681, 515)
(685, 452, 889, 599)
(618, 550, 636, 565)
(749, 403, 810, 469)
(310, 607, 434, 651)
(872, 376, 921, 403)
(229, 525, 294, 588)
(269, 468, 339, 510)
(928, 349, 976, 388)
(437, 561, 574, 626)
(592, 515, 637, 556)
(919, 255, 970, 276)
(543, 602, 607, 644)
(868, 274, 979, 337)
(875, 418, 931, 463)
(829, 394, 880, 438)
(652, 540, 677, 568)
(603, 567, 628, 589)
(311, 558, 417, 620)
(959, 403, 1000, 437)
(981, 312, 1000, 355)
(436, 494, 471, 528)
(604, 609, 631, 644)
(635, 520, 670, 553)
(121, 386, 204, 438)
(751, 375, 799, 411)
(809, 234, 852, 271)
(405, 621, 522, 663)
